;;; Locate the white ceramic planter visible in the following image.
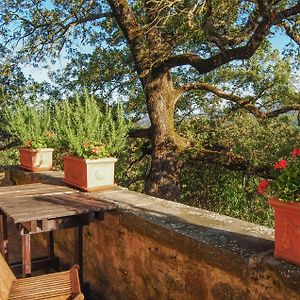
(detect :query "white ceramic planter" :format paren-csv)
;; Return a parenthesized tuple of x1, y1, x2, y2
(63, 155, 117, 191)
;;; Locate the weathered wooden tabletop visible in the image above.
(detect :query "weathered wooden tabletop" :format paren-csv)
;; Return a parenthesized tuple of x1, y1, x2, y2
(0, 183, 117, 278)
(0, 183, 116, 224)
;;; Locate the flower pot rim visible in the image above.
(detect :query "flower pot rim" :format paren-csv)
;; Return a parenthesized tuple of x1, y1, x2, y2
(19, 147, 54, 152)
(63, 155, 117, 163)
(268, 197, 300, 208)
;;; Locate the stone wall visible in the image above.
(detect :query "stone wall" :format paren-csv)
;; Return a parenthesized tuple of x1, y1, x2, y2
(2, 168, 300, 300)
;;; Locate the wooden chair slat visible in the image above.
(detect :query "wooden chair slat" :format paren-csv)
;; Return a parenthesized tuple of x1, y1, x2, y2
(0, 252, 16, 299)
(0, 252, 83, 300)
(13, 272, 70, 285)
(9, 291, 72, 300)
(10, 283, 71, 293)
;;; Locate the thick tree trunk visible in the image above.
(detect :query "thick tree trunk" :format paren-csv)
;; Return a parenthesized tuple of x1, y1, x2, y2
(145, 141, 183, 200)
(144, 72, 188, 200)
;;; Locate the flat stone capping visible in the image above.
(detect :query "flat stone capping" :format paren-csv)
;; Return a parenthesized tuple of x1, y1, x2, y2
(3, 167, 300, 296)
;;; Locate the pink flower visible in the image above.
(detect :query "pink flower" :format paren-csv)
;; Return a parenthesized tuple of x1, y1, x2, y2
(258, 180, 269, 195)
(291, 148, 300, 158)
(274, 159, 288, 170)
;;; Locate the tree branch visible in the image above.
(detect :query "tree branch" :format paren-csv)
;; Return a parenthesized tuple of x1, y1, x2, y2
(106, 0, 146, 76)
(279, 20, 300, 46)
(156, 18, 272, 74)
(179, 82, 300, 119)
(154, 1, 300, 75)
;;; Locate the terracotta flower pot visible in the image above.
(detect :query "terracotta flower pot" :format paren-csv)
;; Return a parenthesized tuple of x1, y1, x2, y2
(268, 198, 300, 266)
(19, 148, 54, 172)
(63, 155, 117, 192)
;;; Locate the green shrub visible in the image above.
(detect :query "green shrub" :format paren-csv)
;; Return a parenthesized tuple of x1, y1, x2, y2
(2, 99, 54, 148)
(0, 149, 19, 166)
(53, 93, 130, 158)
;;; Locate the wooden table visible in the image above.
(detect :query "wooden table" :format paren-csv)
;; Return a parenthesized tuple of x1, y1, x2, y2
(0, 183, 116, 280)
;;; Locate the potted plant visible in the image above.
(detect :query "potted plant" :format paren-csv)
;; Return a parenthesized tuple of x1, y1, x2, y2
(54, 93, 130, 191)
(63, 142, 118, 191)
(258, 147, 300, 265)
(2, 99, 55, 172)
(19, 133, 54, 172)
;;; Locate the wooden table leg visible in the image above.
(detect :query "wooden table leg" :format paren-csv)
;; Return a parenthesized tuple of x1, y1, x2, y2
(75, 226, 83, 284)
(22, 234, 31, 277)
(0, 213, 9, 262)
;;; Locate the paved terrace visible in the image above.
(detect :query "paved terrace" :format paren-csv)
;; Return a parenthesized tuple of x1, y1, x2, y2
(1, 166, 300, 300)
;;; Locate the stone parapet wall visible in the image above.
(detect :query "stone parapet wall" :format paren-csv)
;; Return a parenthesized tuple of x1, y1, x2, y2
(2, 167, 300, 299)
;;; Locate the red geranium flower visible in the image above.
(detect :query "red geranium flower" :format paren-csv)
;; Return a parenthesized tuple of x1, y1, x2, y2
(258, 180, 269, 195)
(274, 159, 288, 170)
(291, 148, 300, 158)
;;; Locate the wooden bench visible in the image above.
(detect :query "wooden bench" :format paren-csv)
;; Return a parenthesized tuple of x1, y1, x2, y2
(0, 253, 84, 300)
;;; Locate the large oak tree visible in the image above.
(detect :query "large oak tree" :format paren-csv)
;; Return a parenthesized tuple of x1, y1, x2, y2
(1, 0, 300, 199)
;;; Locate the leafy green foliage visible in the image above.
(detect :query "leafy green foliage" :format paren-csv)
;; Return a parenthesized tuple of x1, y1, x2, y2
(180, 163, 274, 227)
(2, 99, 54, 149)
(177, 112, 299, 227)
(0, 149, 19, 166)
(114, 138, 152, 192)
(259, 151, 300, 202)
(53, 92, 130, 159)
(273, 156, 300, 202)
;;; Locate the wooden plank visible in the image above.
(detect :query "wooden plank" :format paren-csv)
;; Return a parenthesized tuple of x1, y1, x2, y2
(0, 183, 72, 193)
(6, 202, 79, 215)
(60, 193, 117, 210)
(22, 234, 31, 277)
(0, 193, 116, 224)
(7, 207, 107, 222)
(0, 190, 78, 204)
(37, 194, 94, 211)
(70, 265, 81, 295)
(36, 193, 117, 215)
(74, 226, 83, 284)
(0, 185, 75, 198)
(8, 266, 82, 300)
(19, 216, 89, 234)
(12, 208, 90, 223)
(41, 218, 48, 231)
(0, 213, 9, 262)
(5, 208, 80, 223)
(0, 252, 16, 299)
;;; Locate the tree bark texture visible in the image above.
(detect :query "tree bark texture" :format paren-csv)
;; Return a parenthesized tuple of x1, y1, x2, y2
(144, 72, 187, 200)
